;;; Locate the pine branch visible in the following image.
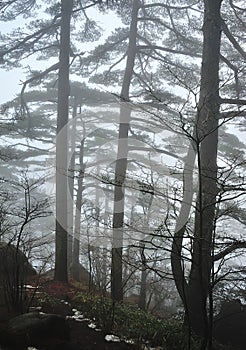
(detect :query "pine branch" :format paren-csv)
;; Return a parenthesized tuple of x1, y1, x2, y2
(214, 241, 246, 261)
(138, 44, 201, 58)
(220, 98, 246, 106)
(221, 18, 246, 60)
(220, 109, 246, 119)
(19, 62, 59, 117)
(141, 2, 200, 11)
(0, 16, 60, 60)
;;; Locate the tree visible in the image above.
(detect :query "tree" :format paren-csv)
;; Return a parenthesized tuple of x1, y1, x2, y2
(171, 0, 246, 348)
(0, 174, 52, 312)
(54, 0, 73, 282)
(111, 0, 140, 302)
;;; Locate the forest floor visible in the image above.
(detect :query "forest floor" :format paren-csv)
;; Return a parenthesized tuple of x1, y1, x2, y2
(0, 279, 142, 350)
(66, 318, 140, 350)
(40, 289, 141, 350)
(42, 306, 141, 350)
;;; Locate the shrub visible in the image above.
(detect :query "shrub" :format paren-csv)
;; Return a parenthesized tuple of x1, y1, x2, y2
(71, 293, 199, 349)
(31, 291, 61, 313)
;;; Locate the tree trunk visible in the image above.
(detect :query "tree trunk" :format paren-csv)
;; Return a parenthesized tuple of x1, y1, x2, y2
(72, 137, 85, 280)
(54, 0, 73, 283)
(67, 97, 78, 269)
(139, 243, 147, 311)
(111, 0, 140, 302)
(171, 0, 222, 344)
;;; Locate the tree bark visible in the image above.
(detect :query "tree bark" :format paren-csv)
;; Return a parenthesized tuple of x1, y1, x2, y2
(111, 0, 140, 302)
(72, 137, 85, 280)
(67, 97, 78, 269)
(54, 0, 73, 282)
(171, 0, 222, 343)
(139, 243, 147, 310)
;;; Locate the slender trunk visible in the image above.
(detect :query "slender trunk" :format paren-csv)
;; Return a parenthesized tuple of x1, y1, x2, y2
(67, 98, 77, 269)
(111, 0, 140, 301)
(101, 248, 108, 295)
(188, 0, 222, 340)
(101, 186, 110, 295)
(72, 136, 85, 280)
(139, 243, 147, 310)
(139, 185, 153, 310)
(171, 0, 222, 343)
(91, 176, 101, 291)
(55, 0, 73, 282)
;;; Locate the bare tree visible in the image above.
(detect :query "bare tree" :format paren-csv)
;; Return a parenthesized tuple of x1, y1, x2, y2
(0, 175, 51, 312)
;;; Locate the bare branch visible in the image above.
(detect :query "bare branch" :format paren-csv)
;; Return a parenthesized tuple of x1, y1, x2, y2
(214, 241, 246, 261)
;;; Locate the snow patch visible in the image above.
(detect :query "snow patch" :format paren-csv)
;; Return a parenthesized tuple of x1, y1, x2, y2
(105, 334, 121, 342)
(88, 322, 97, 329)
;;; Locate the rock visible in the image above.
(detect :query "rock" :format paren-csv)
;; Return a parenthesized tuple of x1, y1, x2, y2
(0, 242, 36, 308)
(0, 311, 70, 350)
(69, 262, 91, 284)
(214, 299, 246, 350)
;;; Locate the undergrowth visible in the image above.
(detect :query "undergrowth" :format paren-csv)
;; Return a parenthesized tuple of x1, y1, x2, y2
(32, 285, 233, 350)
(71, 293, 199, 349)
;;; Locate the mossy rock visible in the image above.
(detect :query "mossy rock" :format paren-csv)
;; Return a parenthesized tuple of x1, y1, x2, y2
(0, 311, 70, 349)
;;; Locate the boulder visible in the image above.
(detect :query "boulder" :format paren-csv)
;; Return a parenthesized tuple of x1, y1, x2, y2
(0, 311, 70, 350)
(0, 242, 36, 277)
(214, 299, 246, 350)
(0, 242, 36, 309)
(44, 264, 91, 285)
(0, 242, 36, 307)
(69, 262, 91, 285)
